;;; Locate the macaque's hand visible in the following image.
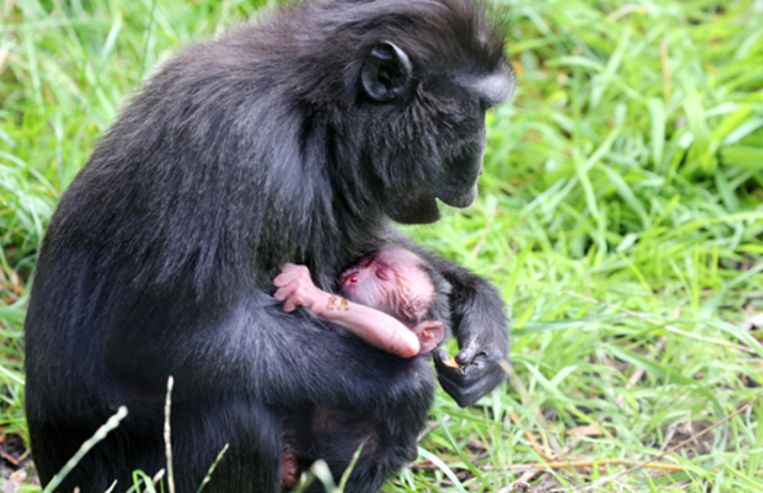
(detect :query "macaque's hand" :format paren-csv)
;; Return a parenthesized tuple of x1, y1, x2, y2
(434, 345, 506, 407)
(273, 264, 328, 315)
(432, 274, 509, 407)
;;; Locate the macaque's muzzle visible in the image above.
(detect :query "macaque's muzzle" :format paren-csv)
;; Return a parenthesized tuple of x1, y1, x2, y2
(436, 163, 482, 208)
(435, 134, 484, 209)
(439, 183, 479, 208)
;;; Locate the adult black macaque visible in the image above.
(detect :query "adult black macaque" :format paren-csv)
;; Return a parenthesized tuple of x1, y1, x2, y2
(24, 0, 513, 491)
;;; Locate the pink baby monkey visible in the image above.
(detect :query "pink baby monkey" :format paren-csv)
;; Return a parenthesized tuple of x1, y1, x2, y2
(273, 248, 452, 488)
(274, 248, 449, 359)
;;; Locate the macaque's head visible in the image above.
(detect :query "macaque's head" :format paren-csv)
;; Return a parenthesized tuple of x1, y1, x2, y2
(339, 248, 449, 353)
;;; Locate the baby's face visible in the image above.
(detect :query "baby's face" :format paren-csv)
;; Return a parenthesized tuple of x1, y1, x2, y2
(339, 248, 435, 324)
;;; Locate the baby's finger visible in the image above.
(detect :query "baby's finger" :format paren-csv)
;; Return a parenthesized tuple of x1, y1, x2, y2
(282, 295, 302, 313)
(275, 264, 310, 285)
(273, 270, 301, 288)
(273, 284, 296, 302)
(280, 263, 300, 274)
(273, 273, 287, 288)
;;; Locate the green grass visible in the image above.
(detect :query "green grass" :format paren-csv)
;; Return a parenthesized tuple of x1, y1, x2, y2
(2, 0, 763, 491)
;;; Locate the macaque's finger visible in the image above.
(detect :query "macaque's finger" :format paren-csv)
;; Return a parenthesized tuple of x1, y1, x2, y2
(280, 263, 305, 277)
(434, 349, 467, 385)
(435, 351, 505, 407)
(437, 373, 491, 408)
(273, 284, 297, 303)
(273, 268, 302, 287)
(273, 264, 310, 287)
(282, 295, 302, 313)
(272, 274, 288, 288)
(433, 348, 459, 368)
(455, 339, 484, 366)
(437, 354, 460, 369)
(282, 263, 310, 276)
(435, 350, 488, 385)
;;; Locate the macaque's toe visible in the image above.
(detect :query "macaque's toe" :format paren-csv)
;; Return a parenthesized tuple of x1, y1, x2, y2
(281, 449, 299, 488)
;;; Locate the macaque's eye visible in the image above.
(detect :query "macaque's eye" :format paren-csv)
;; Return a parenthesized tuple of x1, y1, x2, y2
(375, 265, 391, 281)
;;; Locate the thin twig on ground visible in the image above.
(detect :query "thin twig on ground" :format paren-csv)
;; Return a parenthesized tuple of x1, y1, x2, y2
(509, 412, 554, 462)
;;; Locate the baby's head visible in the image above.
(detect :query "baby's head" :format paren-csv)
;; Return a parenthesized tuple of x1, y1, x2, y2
(339, 248, 450, 353)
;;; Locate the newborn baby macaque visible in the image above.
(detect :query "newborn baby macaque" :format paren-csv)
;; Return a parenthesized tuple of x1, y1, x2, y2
(273, 248, 450, 358)
(272, 248, 451, 488)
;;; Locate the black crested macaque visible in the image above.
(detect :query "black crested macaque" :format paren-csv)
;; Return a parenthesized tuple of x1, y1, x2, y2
(24, 1, 514, 491)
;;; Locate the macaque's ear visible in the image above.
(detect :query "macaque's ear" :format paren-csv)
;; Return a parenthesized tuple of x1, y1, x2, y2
(414, 320, 445, 354)
(360, 41, 413, 103)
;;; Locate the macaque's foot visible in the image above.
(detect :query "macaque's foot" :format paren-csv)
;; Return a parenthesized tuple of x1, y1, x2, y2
(281, 445, 299, 488)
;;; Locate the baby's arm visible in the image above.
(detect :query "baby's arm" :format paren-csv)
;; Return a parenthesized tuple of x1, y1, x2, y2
(273, 264, 421, 358)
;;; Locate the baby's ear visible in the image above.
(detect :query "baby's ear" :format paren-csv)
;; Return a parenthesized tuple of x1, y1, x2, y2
(413, 320, 445, 354)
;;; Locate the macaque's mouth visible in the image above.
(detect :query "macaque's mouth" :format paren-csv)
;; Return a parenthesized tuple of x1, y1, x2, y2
(436, 184, 478, 209)
(434, 147, 483, 209)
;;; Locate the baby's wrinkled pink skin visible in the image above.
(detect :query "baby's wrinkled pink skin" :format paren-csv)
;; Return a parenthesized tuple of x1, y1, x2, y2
(273, 249, 446, 485)
(273, 261, 420, 358)
(272, 249, 443, 359)
(339, 248, 436, 321)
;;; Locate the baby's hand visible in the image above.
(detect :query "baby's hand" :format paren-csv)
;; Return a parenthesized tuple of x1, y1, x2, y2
(273, 264, 327, 314)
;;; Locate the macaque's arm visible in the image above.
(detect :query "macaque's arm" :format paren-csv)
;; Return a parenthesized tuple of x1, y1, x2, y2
(273, 264, 421, 358)
(392, 236, 509, 407)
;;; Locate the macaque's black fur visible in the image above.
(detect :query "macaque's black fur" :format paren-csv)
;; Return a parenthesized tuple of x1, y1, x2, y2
(419, 260, 454, 337)
(24, 1, 512, 491)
